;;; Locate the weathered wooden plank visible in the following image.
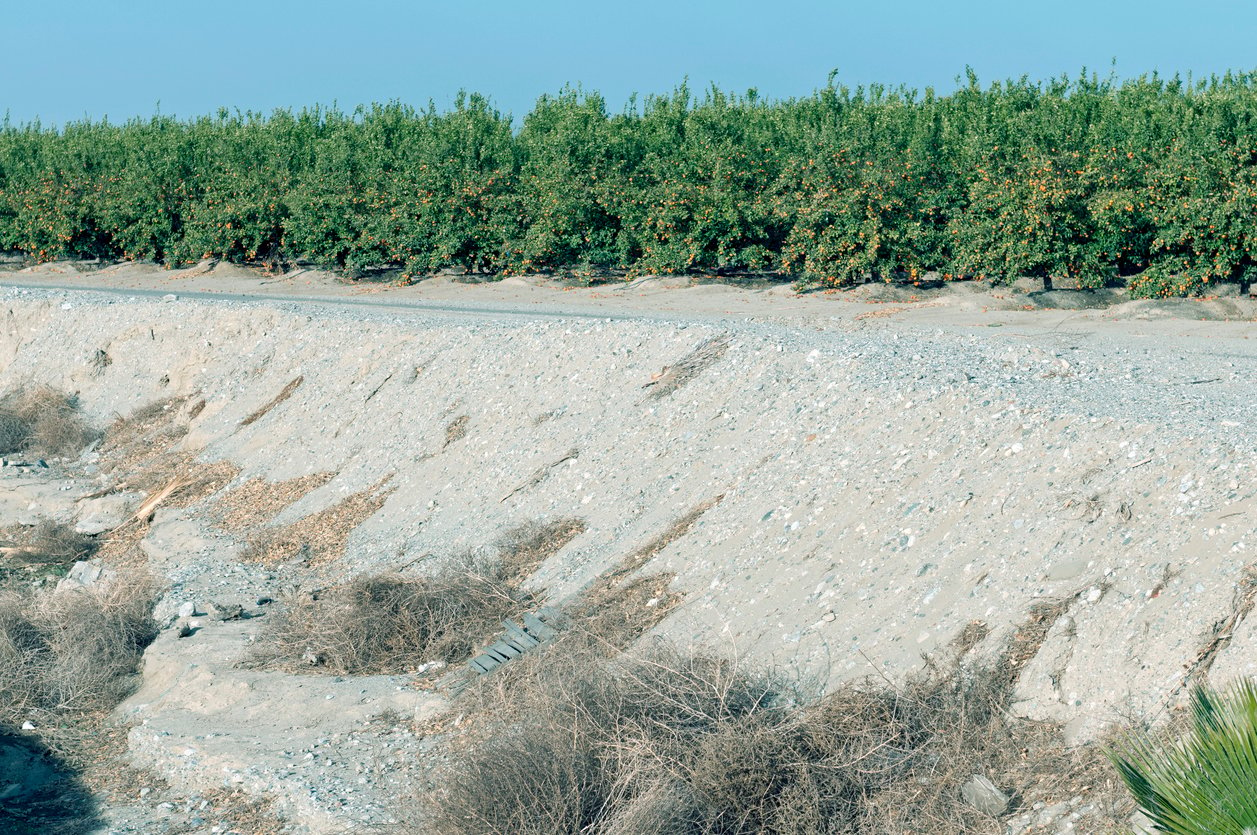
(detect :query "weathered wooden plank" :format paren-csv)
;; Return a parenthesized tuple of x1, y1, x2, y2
(482, 646, 512, 663)
(502, 620, 541, 647)
(491, 640, 521, 659)
(522, 612, 557, 640)
(469, 656, 497, 674)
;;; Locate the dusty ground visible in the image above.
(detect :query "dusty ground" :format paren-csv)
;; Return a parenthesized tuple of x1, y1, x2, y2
(0, 260, 1254, 833)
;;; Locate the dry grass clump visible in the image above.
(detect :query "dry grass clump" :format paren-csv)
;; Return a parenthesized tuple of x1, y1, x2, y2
(433, 642, 1125, 835)
(0, 520, 97, 566)
(240, 477, 394, 565)
(98, 397, 193, 467)
(0, 387, 97, 458)
(642, 336, 731, 400)
(0, 576, 158, 726)
(253, 518, 585, 674)
(253, 555, 532, 674)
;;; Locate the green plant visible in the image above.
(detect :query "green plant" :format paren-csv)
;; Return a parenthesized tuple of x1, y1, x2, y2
(1111, 680, 1257, 834)
(7, 70, 1257, 294)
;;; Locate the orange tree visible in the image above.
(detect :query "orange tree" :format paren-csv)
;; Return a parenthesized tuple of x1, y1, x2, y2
(0, 121, 115, 261)
(1137, 130, 1257, 297)
(163, 109, 302, 266)
(949, 149, 1108, 289)
(359, 93, 519, 280)
(616, 86, 787, 275)
(509, 88, 630, 273)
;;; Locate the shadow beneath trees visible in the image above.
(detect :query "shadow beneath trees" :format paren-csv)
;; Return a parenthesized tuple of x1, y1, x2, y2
(0, 726, 101, 834)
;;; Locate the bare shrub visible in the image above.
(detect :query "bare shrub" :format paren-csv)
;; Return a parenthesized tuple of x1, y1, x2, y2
(1, 520, 97, 566)
(0, 387, 96, 458)
(254, 518, 586, 675)
(432, 641, 1121, 835)
(0, 576, 158, 725)
(254, 554, 532, 674)
(432, 644, 785, 835)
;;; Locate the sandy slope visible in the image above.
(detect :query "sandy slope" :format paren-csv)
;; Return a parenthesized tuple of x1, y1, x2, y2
(0, 262, 1254, 831)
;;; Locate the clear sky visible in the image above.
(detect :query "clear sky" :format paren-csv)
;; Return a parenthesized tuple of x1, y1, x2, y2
(5, 0, 1257, 125)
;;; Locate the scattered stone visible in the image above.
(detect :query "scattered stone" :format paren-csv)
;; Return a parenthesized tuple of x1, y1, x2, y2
(177, 601, 198, 619)
(210, 601, 244, 621)
(175, 620, 194, 638)
(303, 650, 324, 666)
(960, 774, 1010, 816)
(162, 294, 178, 301)
(20, 721, 34, 731)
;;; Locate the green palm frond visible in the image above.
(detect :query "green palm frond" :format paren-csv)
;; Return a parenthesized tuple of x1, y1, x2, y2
(1110, 680, 1257, 835)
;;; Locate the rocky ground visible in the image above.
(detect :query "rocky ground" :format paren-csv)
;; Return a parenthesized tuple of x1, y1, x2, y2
(0, 263, 1254, 833)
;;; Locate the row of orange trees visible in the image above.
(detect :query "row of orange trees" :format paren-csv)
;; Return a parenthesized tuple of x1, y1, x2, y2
(4, 73, 1257, 294)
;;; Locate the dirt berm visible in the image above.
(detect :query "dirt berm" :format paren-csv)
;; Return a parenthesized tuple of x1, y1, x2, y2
(0, 268, 1255, 831)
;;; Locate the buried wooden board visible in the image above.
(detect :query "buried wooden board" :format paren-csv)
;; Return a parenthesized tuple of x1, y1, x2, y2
(467, 608, 561, 675)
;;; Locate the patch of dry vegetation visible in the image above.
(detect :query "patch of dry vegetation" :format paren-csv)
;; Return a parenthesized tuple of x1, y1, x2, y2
(642, 337, 731, 400)
(94, 396, 234, 506)
(86, 397, 238, 567)
(96, 396, 195, 474)
(0, 387, 97, 458)
(0, 576, 158, 727)
(240, 477, 394, 566)
(240, 376, 303, 428)
(494, 517, 586, 582)
(566, 497, 722, 652)
(253, 557, 532, 674)
(213, 472, 336, 531)
(0, 520, 97, 567)
(253, 519, 585, 674)
(93, 458, 240, 571)
(444, 414, 470, 447)
(431, 640, 1129, 835)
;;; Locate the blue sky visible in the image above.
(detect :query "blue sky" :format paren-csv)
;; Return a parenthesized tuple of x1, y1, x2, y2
(5, 0, 1257, 125)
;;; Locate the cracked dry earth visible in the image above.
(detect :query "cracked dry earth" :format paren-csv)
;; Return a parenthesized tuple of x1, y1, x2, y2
(0, 271, 1254, 834)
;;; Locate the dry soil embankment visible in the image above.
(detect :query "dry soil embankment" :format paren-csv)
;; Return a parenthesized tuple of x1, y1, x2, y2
(0, 272, 1254, 832)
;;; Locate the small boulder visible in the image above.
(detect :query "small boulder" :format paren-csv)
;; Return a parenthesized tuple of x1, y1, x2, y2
(55, 560, 113, 593)
(209, 601, 244, 622)
(75, 493, 139, 536)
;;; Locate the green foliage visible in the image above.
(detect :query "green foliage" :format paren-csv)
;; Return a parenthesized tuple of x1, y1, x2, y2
(5, 71, 1257, 294)
(1111, 680, 1257, 834)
